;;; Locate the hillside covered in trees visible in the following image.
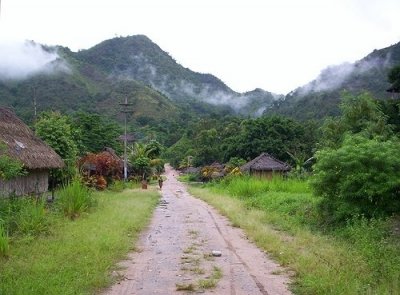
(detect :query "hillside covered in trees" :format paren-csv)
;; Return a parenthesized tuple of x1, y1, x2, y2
(267, 41, 400, 120)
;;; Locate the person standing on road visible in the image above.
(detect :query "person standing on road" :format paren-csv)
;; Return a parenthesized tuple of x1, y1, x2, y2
(158, 175, 163, 190)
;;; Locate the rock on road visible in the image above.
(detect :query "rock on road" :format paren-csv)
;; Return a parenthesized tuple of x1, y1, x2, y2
(104, 165, 292, 295)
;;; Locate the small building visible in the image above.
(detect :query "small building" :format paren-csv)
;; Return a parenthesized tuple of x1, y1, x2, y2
(180, 166, 200, 175)
(79, 147, 123, 178)
(0, 108, 64, 196)
(240, 153, 291, 179)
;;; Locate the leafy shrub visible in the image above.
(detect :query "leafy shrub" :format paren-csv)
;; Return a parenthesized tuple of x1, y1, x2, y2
(131, 156, 151, 179)
(225, 157, 246, 174)
(187, 173, 200, 182)
(108, 180, 125, 192)
(95, 176, 107, 190)
(57, 180, 95, 219)
(312, 135, 400, 221)
(0, 143, 26, 180)
(79, 151, 122, 189)
(150, 158, 165, 175)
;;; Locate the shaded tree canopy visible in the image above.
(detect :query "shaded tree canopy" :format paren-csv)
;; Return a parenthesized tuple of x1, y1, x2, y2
(388, 65, 400, 93)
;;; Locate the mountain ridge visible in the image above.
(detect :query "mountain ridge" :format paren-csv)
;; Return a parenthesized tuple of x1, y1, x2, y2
(266, 41, 400, 120)
(1, 35, 399, 124)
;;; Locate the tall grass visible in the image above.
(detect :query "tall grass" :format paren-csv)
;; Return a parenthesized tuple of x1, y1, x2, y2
(0, 197, 50, 237)
(0, 189, 159, 294)
(192, 176, 400, 294)
(0, 220, 9, 257)
(211, 175, 310, 198)
(57, 179, 95, 219)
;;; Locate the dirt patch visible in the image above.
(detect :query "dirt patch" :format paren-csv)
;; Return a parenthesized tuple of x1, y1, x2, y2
(103, 165, 292, 294)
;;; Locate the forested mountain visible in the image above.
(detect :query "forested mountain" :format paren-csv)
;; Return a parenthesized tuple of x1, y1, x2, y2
(0, 45, 180, 124)
(1, 36, 399, 126)
(74, 35, 278, 115)
(267, 41, 400, 120)
(0, 35, 278, 123)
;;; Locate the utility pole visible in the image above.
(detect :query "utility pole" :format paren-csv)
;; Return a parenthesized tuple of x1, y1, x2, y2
(119, 98, 133, 181)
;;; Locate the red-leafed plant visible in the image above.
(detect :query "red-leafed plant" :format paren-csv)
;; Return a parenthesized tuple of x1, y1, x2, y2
(78, 151, 122, 189)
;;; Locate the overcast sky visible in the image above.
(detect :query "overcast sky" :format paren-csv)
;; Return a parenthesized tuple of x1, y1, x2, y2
(1, 0, 400, 94)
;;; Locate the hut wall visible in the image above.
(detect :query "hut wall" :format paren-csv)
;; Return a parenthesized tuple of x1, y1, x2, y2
(0, 169, 49, 197)
(250, 170, 283, 180)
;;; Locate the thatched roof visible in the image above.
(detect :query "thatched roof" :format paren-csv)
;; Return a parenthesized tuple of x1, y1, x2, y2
(103, 147, 123, 167)
(240, 153, 291, 172)
(180, 166, 200, 174)
(0, 108, 64, 169)
(209, 162, 224, 169)
(118, 133, 135, 143)
(79, 147, 123, 172)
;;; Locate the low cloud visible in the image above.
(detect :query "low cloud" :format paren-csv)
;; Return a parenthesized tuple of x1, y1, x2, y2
(0, 40, 69, 80)
(114, 53, 276, 116)
(296, 54, 392, 96)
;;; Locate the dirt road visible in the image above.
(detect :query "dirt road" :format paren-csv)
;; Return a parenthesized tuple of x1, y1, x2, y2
(104, 165, 292, 295)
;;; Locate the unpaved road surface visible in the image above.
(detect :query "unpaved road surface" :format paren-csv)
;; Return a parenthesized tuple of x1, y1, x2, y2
(104, 165, 292, 295)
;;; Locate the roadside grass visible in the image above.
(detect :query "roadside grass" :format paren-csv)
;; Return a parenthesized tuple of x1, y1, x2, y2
(0, 221, 9, 257)
(189, 177, 400, 295)
(0, 189, 159, 295)
(57, 179, 95, 219)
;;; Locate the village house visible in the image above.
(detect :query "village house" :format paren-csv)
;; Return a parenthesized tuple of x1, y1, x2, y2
(240, 153, 291, 179)
(0, 108, 64, 196)
(79, 147, 124, 178)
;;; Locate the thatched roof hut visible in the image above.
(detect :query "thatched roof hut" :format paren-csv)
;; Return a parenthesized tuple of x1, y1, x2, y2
(0, 108, 64, 169)
(241, 153, 290, 179)
(180, 166, 201, 174)
(0, 108, 64, 196)
(79, 147, 123, 177)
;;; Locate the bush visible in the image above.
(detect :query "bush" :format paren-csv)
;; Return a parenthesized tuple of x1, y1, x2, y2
(312, 135, 400, 221)
(14, 199, 48, 236)
(108, 180, 125, 192)
(57, 180, 95, 219)
(0, 197, 50, 237)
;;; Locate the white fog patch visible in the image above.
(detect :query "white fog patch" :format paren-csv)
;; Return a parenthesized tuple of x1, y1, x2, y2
(298, 54, 392, 96)
(0, 40, 70, 80)
(115, 53, 277, 116)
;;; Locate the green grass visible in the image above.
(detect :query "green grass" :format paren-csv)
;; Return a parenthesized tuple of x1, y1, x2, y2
(189, 177, 400, 295)
(0, 189, 159, 295)
(197, 266, 222, 289)
(57, 179, 95, 219)
(0, 197, 50, 237)
(0, 221, 9, 257)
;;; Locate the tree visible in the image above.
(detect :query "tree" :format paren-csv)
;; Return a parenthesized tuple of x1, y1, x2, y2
(129, 142, 151, 179)
(35, 112, 78, 185)
(222, 116, 315, 164)
(312, 135, 400, 220)
(71, 111, 122, 155)
(0, 144, 26, 180)
(319, 92, 392, 149)
(388, 65, 400, 93)
(192, 128, 220, 166)
(144, 140, 164, 159)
